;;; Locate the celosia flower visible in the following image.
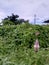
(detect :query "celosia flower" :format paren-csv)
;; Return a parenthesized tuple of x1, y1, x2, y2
(34, 39, 40, 52)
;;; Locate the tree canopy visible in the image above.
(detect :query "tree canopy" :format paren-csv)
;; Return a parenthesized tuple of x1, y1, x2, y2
(2, 13, 29, 25)
(43, 20, 49, 23)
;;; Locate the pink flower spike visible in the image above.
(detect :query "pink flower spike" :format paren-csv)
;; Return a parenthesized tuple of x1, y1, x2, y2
(34, 39, 40, 52)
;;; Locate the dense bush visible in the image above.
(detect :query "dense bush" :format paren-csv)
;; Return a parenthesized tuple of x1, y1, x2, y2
(0, 23, 49, 48)
(0, 23, 49, 65)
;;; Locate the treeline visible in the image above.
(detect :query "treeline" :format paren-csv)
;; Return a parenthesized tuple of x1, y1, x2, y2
(0, 13, 49, 25)
(0, 13, 29, 25)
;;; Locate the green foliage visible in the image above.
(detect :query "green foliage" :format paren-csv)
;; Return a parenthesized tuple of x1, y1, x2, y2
(0, 24, 49, 65)
(1, 13, 29, 25)
(0, 24, 49, 48)
(2, 20, 15, 25)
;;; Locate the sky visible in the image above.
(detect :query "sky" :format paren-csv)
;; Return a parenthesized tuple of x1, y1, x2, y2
(0, 0, 49, 24)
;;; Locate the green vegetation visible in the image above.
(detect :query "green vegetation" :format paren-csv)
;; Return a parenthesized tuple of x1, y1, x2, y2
(1, 13, 29, 25)
(0, 23, 49, 65)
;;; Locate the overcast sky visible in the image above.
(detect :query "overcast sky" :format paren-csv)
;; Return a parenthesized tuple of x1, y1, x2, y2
(0, 0, 49, 24)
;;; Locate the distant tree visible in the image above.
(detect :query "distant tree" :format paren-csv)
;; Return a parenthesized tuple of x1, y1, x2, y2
(9, 13, 19, 22)
(2, 13, 29, 25)
(43, 20, 49, 24)
(18, 19, 29, 24)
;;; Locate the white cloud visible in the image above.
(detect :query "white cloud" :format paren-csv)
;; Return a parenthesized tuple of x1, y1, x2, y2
(0, 11, 6, 22)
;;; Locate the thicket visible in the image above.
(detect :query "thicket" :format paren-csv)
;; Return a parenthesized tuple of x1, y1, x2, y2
(0, 23, 49, 65)
(0, 23, 49, 49)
